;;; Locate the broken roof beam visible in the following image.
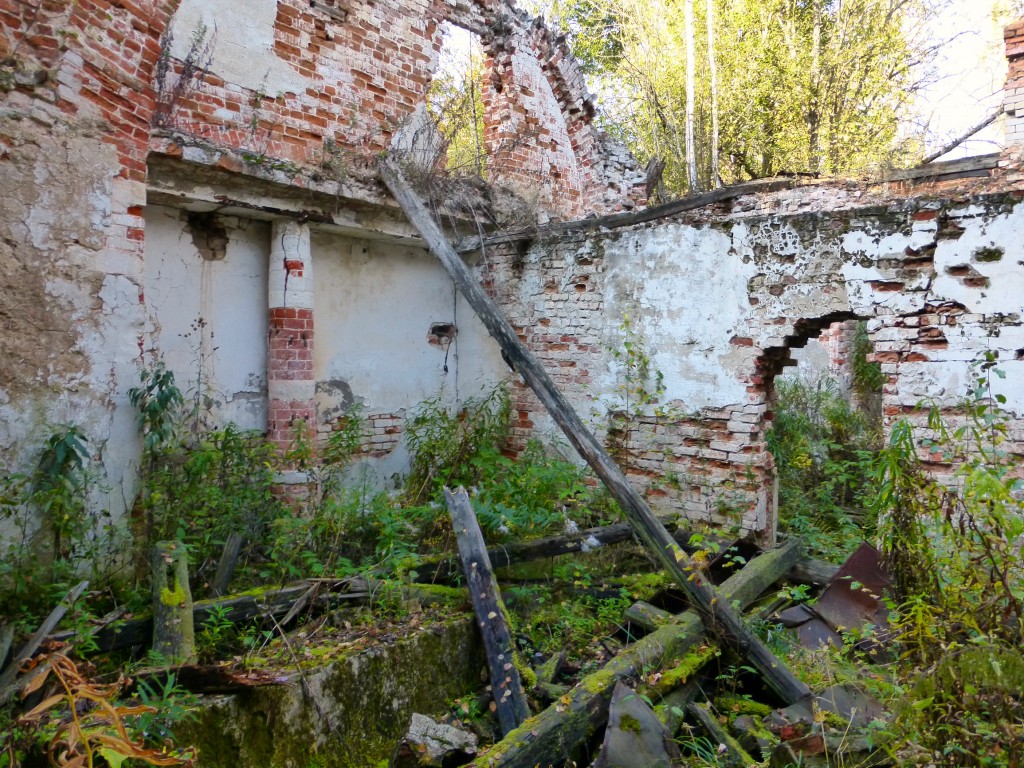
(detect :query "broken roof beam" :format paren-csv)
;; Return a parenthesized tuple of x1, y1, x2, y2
(379, 156, 811, 707)
(452, 177, 796, 252)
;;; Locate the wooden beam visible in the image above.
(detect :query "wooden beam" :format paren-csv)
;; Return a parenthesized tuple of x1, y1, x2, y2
(452, 178, 796, 252)
(472, 539, 805, 768)
(380, 157, 810, 706)
(0, 581, 88, 704)
(446, 488, 531, 736)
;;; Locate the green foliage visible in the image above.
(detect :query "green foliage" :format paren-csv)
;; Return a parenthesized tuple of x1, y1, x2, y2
(427, 31, 487, 176)
(403, 386, 512, 505)
(137, 423, 286, 588)
(0, 426, 124, 626)
(543, 0, 935, 193)
(128, 362, 184, 452)
(872, 355, 1024, 766)
(851, 320, 884, 400)
(767, 377, 880, 560)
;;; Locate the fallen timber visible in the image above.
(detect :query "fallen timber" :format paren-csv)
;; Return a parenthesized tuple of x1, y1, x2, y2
(471, 538, 805, 768)
(412, 520, 838, 588)
(381, 157, 811, 706)
(45, 579, 370, 654)
(446, 487, 531, 736)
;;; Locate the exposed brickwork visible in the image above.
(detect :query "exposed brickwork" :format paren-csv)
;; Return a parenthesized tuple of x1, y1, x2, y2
(480, 7, 647, 219)
(485, 186, 1024, 541)
(267, 306, 316, 454)
(1005, 21, 1024, 150)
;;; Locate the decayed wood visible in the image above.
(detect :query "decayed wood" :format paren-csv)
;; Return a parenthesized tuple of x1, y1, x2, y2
(687, 702, 755, 768)
(624, 601, 675, 634)
(47, 579, 370, 654)
(452, 178, 796, 252)
(211, 531, 244, 598)
(152, 541, 196, 665)
(788, 556, 840, 587)
(412, 521, 733, 584)
(413, 522, 636, 583)
(0, 580, 89, 704)
(656, 678, 703, 736)
(381, 157, 810, 706)
(446, 488, 530, 736)
(472, 539, 804, 768)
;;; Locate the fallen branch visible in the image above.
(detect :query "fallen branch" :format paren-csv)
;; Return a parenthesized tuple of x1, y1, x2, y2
(472, 538, 804, 768)
(920, 108, 1004, 165)
(380, 158, 809, 706)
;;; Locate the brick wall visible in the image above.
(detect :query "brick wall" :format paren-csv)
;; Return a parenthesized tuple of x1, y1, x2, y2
(1005, 21, 1024, 151)
(486, 186, 1024, 542)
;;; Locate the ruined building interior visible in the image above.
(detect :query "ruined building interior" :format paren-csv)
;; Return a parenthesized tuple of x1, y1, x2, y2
(2, 0, 1023, 551)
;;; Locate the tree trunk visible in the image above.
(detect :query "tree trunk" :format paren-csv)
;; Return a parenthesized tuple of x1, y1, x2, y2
(151, 541, 196, 665)
(684, 0, 700, 192)
(706, 0, 720, 187)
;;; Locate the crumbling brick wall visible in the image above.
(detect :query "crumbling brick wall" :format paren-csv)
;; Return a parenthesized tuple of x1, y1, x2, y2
(484, 182, 1024, 542)
(0, 0, 644, 502)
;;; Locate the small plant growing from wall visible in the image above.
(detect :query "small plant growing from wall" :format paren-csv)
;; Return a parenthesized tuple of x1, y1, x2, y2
(152, 22, 215, 130)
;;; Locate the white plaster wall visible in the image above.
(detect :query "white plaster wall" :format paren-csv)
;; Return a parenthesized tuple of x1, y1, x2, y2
(602, 224, 757, 411)
(311, 232, 507, 478)
(170, 0, 308, 97)
(142, 206, 269, 429)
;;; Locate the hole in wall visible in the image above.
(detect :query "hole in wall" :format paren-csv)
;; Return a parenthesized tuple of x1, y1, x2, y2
(185, 212, 229, 261)
(428, 322, 457, 346)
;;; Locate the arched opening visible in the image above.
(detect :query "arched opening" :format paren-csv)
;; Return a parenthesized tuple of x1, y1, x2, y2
(760, 313, 884, 561)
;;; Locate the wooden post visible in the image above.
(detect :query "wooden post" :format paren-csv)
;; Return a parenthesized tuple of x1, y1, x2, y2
(151, 541, 196, 665)
(211, 531, 244, 598)
(380, 158, 810, 706)
(445, 488, 530, 736)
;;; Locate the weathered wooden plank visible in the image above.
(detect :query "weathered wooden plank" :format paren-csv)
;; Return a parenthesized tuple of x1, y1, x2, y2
(0, 581, 89, 704)
(446, 488, 531, 736)
(453, 178, 796, 252)
(472, 539, 804, 768)
(381, 157, 810, 706)
(211, 531, 244, 598)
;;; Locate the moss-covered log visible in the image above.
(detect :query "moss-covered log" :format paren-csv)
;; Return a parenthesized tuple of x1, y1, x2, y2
(472, 538, 804, 768)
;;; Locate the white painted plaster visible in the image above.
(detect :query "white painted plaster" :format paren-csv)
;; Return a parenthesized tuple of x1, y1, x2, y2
(269, 220, 313, 310)
(311, 232, 506, 478)
(170, 0, 309, 96)
(602, 224, 757, 411)
(143, 205, 269, 430)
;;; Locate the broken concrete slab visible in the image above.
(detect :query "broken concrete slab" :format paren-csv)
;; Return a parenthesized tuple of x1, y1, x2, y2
(593, 681, 681, 768)
(391, 713, 478, 768)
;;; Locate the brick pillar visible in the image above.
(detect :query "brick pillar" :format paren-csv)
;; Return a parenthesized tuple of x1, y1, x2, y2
(267, 220, 315, 459)
(1005, 21, 1024, 148)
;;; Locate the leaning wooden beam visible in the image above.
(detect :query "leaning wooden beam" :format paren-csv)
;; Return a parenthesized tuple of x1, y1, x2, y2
(446, 488, 531, 736)
(0, 581, 89, 704)
(471, 538, 804, 768)
(381, 158, 810, 706)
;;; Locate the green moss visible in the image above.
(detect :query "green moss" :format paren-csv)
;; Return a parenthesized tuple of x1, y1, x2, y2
(581, 666, 619, 695)
(618, 713, 642, 733)
(160, 580, 187, 607)
(654, 644, 719, 692)
(180, 615, 484, 768)
(713, 694, 773, 719)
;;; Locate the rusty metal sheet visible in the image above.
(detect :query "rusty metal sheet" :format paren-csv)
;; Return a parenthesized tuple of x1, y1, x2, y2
(814, 542, 890, 635)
